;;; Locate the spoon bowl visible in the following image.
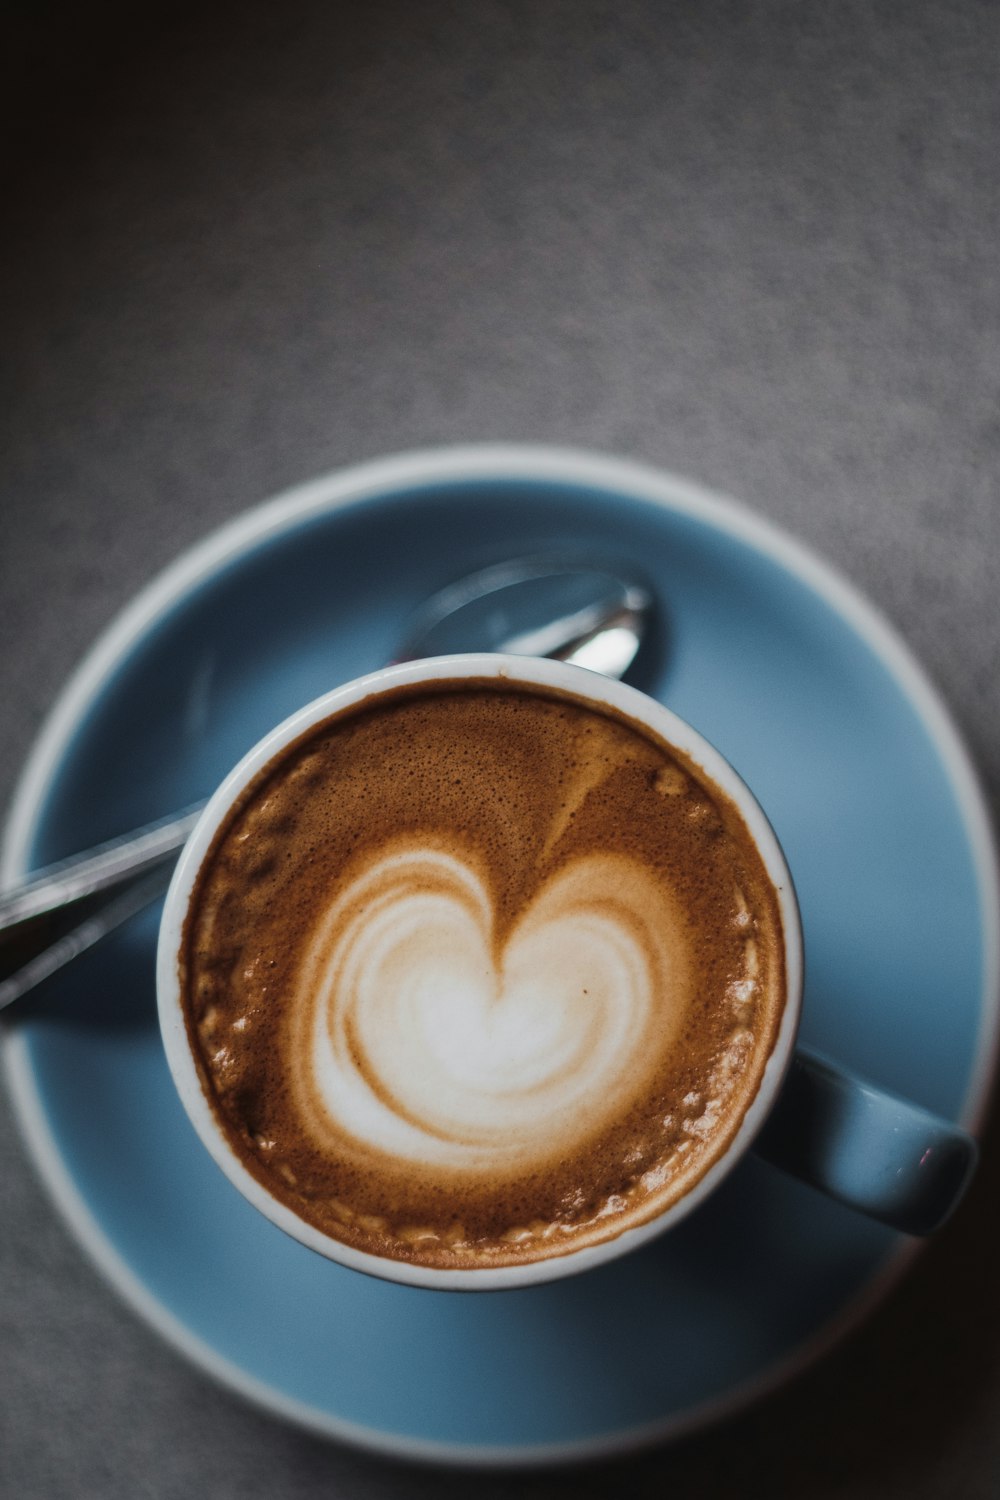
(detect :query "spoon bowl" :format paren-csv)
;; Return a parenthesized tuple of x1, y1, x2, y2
(395, 555, 653, 677)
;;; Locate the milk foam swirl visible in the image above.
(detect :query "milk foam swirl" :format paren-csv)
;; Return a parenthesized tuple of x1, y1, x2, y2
(289, 843, 691, 1175)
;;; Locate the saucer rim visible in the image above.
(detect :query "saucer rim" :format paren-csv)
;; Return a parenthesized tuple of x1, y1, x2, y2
(3, 443, 998, 1466)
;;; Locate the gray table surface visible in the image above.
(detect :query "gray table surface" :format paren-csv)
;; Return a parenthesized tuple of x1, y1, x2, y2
(3, 3, 999, 1495)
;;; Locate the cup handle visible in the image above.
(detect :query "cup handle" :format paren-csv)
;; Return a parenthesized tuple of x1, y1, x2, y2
(753, 1047, 979, 1234)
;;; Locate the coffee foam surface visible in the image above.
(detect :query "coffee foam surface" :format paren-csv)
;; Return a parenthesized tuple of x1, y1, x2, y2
(181, 683, 784, 1269)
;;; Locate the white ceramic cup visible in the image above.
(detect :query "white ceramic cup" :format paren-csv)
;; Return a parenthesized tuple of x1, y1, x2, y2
(156, 652, 974, 1291)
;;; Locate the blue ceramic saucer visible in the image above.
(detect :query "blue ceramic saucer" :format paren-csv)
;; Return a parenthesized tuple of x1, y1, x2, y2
(3, 447, 998, 1465)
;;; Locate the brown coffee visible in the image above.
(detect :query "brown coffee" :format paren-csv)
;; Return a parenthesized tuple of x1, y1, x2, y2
(179, 680, 785, 1269)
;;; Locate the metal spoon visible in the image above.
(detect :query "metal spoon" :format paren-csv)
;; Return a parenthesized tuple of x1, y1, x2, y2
(0, 556, 654, 1008)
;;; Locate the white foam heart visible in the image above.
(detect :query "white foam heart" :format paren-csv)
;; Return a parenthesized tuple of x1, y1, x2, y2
(289, 843, 692, 1174)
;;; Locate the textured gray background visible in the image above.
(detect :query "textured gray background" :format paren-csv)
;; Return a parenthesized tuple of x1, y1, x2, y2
(2, 2, 999, 1495)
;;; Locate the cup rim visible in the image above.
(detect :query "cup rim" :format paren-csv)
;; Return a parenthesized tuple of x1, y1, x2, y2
(156, 651, 804, 1291)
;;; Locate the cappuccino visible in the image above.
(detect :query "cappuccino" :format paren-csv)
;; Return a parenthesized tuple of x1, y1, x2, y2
(179, 680, 785, 1270)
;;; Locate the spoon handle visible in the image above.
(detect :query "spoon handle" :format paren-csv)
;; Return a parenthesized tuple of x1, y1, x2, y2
(0, 806, 203, 1001)
(0, 805, 203, 929)
(0, 867, 176, 1012)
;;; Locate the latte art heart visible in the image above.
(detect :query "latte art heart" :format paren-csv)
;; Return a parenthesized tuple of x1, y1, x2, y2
(292, 846, 690, 1174)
